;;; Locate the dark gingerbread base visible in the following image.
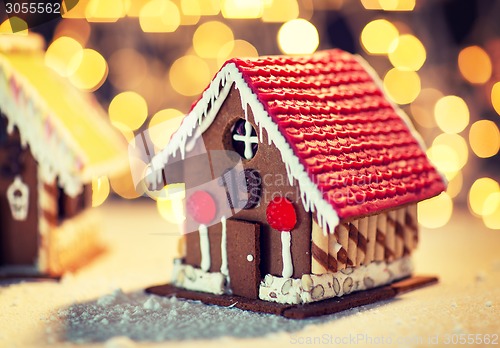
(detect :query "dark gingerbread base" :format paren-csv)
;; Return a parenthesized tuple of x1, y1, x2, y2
(146, 275, 438, 319)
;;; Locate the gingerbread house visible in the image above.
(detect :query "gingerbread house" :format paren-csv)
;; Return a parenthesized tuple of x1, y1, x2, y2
(0, 35, 127, 277)
(146, 49, 446, 305)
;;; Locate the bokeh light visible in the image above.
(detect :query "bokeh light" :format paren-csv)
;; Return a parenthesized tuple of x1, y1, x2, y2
(277, 19, 319, 55)
(446, 170, 463, 198)
(112, 121, 136, 144)
(379, 0, 416, 11)
(221, 0, 263, 19)
(62, 0, 89, 18)
(410, 88, 442, 128)
(482, 192, 500, 229)
(458, 46, 492, 84)
(491, 82, 500, 116)
(418, 192, 453, 229)
(360, 19, 399, 55)
(192, 0, 220, 15)
(432, 133, 468, 170)
(426, 144, 461, 181)
(169, 55, 211, 96)
(92, 176, 110, 207)
(434, 95, 469, 134)
(68, 48, 108, 91)
(469, 120, 500, 158)
(262, 0, 299, 22)
(179, 0, 201, 25)
(0, 17, 28, 34)
(217, 39, 259, 66)
(85, 0, 126, 22)
(157, 183, 186, 224)
(383, 68, 420, 104)
(388, 34, 426, 71)
(109, 167, 143, 200)
(54, 19, 91, 47)
(468, 177, 500, 217)
(45, 36, 83, 77)
(125, 0, 150, 17)
(193, 21, 234, 59)
(109, 91, 148, 131)
(109, 48, 148, 90)
(139, 0, 180, 33)
(148, 108, 184, 149)
(361, 0, 383, 10)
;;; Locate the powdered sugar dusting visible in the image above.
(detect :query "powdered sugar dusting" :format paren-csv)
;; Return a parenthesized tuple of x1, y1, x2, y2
(1, 202, 499, 347)
(46, 291, 322, 343)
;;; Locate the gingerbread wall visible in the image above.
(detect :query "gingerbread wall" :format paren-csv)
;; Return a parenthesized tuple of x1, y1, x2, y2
(0, 120, 39, 267)
(183, 86, 312, 279)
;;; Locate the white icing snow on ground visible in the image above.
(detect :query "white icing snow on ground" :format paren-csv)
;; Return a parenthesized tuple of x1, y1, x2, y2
(1, 201, 499, 348)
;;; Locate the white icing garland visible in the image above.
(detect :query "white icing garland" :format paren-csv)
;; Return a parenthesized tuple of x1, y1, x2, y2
(259, 256, 413, 305)
(281, 232, 293, 278)
(220, 216, 228, 277)
(198, 224, 210, 272)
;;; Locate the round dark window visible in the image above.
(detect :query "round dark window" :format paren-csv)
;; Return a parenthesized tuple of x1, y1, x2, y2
(231, 119, 258, 160)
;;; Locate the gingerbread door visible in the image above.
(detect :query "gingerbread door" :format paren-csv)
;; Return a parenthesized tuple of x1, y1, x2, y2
(226, 219, 261, 299)
(0, 118, 39, 268)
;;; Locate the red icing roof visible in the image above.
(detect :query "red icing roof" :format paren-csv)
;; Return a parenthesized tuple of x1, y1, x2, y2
(221, 49, 446, 220)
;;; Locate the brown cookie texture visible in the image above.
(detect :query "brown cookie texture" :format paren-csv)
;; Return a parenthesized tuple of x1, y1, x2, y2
(192, 86, 312, 278)
(146, 283, 292, 316)
(282, 286, 396, 319)
(390, 275, 438, 295)
(185, 230, 201, 268)
(0, 122, 39, 267)
(226, 219, 261, 299)
(145, 275, 438, 320)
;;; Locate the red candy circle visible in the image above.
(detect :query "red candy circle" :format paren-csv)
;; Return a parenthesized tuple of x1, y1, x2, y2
(266, 196, 297, 231)
(187, 190, 216, 224)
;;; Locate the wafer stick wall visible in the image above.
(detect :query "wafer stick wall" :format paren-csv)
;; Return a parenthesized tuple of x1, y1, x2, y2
(310, 204, 419, 275)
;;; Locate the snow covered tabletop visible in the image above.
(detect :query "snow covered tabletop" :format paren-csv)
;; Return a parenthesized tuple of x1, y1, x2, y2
(1, 200, 498, 348)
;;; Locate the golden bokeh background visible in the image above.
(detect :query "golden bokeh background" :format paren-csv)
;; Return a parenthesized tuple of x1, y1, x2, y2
(1, 0, 499, 230)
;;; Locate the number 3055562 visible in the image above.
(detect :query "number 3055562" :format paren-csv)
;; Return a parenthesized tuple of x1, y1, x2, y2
(5, 2, 61, 14)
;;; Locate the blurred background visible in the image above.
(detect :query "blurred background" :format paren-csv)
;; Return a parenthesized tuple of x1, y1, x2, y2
(1, 0, 499, 231)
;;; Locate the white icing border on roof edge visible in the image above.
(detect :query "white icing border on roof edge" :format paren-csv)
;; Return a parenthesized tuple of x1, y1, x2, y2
(149, 62, 340, 234)
(353, 54, 448, 187)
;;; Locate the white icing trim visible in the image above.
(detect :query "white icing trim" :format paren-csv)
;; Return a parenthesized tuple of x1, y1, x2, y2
(148, 63, 340, 235)
(259, 257, 413, 305)
(220, 216, 228, 277)
(353, 54, 448, 187)
(172, 263, 225, 295)
(281, 232, 293, 278)
(199, 224, 210, 272)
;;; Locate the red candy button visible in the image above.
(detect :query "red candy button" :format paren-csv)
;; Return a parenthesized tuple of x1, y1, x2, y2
(266, 196, 297, 231)
(187, 190, 216, 224)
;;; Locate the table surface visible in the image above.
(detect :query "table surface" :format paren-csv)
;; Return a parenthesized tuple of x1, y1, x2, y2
(1, 200, 499, 348)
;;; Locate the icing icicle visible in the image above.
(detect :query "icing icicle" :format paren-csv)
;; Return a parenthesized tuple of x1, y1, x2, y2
(199, 224, 210, 272)
(281, 232, 293, 278)
(220, 216, 228, 276)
